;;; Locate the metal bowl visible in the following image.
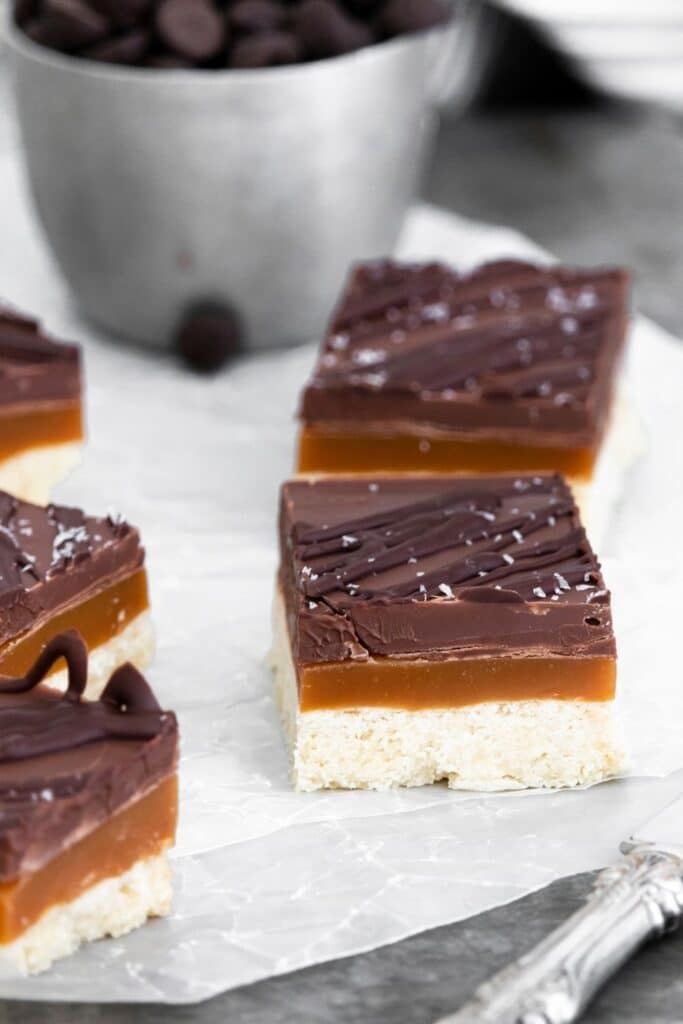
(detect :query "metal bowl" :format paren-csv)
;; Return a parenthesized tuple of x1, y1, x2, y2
(5, 6, 478, 351)
(494, 0, 683, 112)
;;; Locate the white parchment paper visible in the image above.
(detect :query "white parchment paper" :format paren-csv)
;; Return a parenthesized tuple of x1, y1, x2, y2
(0, 133, 681, 1001)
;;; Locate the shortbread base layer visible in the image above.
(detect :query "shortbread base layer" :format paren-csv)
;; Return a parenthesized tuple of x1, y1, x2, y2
(271, 593, 626, 793)
(0, 441, 82, 505)
(44, 609, 154, 700)
(0, 854, 172, 976)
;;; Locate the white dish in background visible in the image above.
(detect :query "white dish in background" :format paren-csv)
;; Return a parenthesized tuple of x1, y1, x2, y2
(494, 0, 683, 111)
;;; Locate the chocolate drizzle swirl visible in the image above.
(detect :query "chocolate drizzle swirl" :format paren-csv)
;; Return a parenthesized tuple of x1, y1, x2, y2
(279, 475, 615, 664)
(0, 301, 80, 405)
(0, 632, 170, 764)
(0, 632, 178, 883)
(300, 259, 629, 444)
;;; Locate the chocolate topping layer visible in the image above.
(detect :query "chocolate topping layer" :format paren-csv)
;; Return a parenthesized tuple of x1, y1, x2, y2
(0, 633, 177, 883)
(0, 302, 81, 408)
(279, 475, 616, 664)
(0, 490, 144, 648)
(300, 259, 629, 446)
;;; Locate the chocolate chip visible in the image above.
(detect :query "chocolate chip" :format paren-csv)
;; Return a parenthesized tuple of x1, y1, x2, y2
(228, 0, 286, 34)
(14, 0, 38, 27)
(376, 0, 449, 37)
(343, 0, 382, 15)
(229, 29, 300, 67)
(156, 0, 226, 62)
(83, 28, 150, 64)
(88, 0, 153, 30)
(176, 305, 242, 374)
(25, 0, 109, 52)
(293, 0, 372, 58)
(144, 53, 194, 68)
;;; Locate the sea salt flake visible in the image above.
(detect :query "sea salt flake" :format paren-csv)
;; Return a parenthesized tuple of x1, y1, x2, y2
(353, 348, 386, 367)
(423, 302, 449, 322)
(342, 535, 357, 547)
(577, 287, 598, 309)
(546, 287, 571, 312)
(438, 583, 454, 598)
(362, 372, 387, 389)
(502, 553, 514, 565)
(533, 586, 546, 599)
(512, 530, 523, 543)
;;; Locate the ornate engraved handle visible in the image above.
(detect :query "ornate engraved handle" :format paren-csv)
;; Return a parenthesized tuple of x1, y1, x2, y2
(435, 845, 683, 1024)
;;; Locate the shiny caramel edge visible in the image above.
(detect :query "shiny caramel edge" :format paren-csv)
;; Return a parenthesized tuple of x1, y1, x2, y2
(298, 655, 617, 712)
(0, 568, 149, 680)
(0, 401, 83, 461)
(297, 425, 597, 480)
(0, 775, 177, 943)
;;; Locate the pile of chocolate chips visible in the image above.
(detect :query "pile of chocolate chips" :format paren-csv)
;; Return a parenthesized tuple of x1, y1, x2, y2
(15, 0, 451, 69)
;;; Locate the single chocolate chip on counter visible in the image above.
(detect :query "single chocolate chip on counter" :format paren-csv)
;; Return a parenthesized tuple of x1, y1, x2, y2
(83, 28, 150, 64)
(176, 306, 242, 374)
(25, 0, 109, 52)
(376, 0, 449, 37)
(229, 30, 300, 67)
(293, 0, 372, 59)
(156, 0, 226, 62)
(228, 0, 286, 35)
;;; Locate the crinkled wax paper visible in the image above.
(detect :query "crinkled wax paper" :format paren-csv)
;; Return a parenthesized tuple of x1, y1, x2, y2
(0, 121, 681, 1001)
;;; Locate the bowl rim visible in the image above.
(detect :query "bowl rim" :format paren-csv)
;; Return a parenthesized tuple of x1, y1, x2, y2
(3, 5, 464, 86)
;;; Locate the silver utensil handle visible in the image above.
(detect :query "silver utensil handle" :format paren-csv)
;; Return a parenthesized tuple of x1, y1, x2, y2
(435, 846, 683, 1024)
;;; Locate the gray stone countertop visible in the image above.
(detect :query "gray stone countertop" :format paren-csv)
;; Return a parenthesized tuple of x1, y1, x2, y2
(2, 104, 683, 1023)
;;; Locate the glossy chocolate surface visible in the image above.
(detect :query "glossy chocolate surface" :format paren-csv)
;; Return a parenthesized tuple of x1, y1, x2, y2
(279, 475, 616, 665)
(0, 302, 81, 408)
(0, 490, 144, 648)
(300, 259, 629, 447)
(0, 633, 178, 882)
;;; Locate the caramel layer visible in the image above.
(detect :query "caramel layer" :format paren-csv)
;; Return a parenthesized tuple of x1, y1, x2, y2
(0, 402, 83, 461)
(299, 656, 617, 711)
(297, 427, 596, 480)
(0, 569, 149, 679)
(0, 775, 177, 943)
